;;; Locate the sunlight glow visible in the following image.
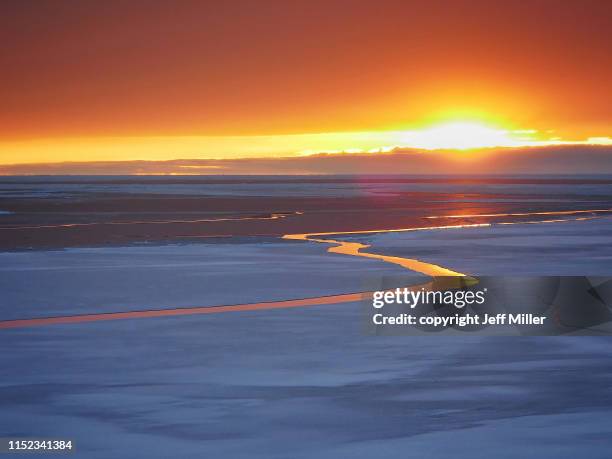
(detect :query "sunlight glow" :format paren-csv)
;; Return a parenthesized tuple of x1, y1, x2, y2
(1, 120, 610, 167)
(400, 122, 527, 150)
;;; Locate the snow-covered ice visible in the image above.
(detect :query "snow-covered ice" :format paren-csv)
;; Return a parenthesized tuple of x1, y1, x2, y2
(0, 241, 418, 321)
(1, 217, 612, 458)
(360, 216, 612, 275)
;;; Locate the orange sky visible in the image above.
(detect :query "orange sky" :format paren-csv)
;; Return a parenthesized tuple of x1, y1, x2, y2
(0, 0, 611, 166)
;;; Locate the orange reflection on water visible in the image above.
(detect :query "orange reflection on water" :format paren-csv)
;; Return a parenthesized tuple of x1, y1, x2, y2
(2, 210, 608, 330)
(282, 223, 489, 277)
(0, 212, 301, 230)
(0, 292, 367, 329)
(425, 209, 612, 219)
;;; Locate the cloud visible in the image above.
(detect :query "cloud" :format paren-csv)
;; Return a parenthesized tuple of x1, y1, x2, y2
(0, 145, 611, 176)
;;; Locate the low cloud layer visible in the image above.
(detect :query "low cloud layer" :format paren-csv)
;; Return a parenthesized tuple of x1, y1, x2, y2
(1, 145, 611, 175)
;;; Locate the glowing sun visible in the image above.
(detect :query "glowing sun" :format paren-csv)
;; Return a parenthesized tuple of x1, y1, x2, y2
(401, 121, 527, 150)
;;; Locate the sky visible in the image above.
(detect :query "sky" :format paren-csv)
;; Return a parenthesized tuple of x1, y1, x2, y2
(0, 0, 611, 171)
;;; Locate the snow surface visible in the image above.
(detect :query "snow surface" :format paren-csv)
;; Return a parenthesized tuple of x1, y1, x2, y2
(1, 218, 612, 457)
(361, 216, 612, 276)
(0, 241, 418, 321)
